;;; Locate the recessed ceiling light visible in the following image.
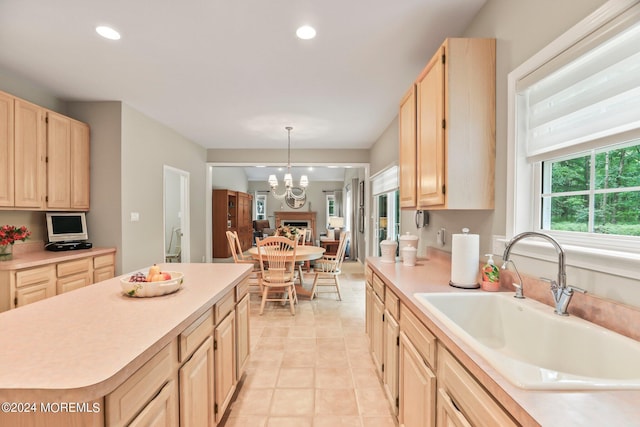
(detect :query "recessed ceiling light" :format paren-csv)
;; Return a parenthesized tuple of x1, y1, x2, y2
(307, 167, 313, 171)
(327, 166, 338, 168)
(296, 25, 316, 40)
(255, 165, 266, 168)
(96, 26, 121, 40)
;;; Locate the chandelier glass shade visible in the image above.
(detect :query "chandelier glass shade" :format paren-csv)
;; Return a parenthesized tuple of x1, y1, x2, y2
(268, 127, 308, 200)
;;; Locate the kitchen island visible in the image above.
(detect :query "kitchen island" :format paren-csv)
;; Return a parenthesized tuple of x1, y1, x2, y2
(0, 262, 252, 426)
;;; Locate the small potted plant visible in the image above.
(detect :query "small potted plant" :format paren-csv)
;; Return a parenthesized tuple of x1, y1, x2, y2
(0, 225, 31, 261)
(276, 225, 299, 242)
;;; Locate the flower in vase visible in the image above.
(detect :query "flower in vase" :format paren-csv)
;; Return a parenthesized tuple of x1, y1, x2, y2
(276, 225, 299, 241)
(0, 225, 32, 246)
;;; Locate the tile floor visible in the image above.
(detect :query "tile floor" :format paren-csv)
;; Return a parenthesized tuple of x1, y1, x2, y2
(220, 261, 397, 427)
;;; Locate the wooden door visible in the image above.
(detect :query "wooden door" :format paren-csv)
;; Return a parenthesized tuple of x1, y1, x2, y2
(129, 380, 178, 427)
(70, 120, 90, 209)
(180, 336, 215, 427)
(14, 99, 45, 208)
(16, 282, 55, 308)
(46, 111, 71, 209)
(0, 91, 14, 207)
(371, 292, 384, 377)
(56, 272, 91, 294)
(236, 294, 250, 379)
(214, 311, 236, 423)
(416, 46, 446, 208)
(399, 85, 417, 208)
(384, 311, 400, 415)
(436, 388, 472, 427)
(399, 332, 436, 427)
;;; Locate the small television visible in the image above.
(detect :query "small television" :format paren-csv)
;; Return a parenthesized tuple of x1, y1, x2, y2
(46, 212, 89, 243)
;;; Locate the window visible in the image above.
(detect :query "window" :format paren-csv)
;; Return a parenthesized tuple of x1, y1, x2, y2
(255, 194, 266, 220)
(541, 141, 640, 236)
(509, 1, 640, 260)
(371, 165, 399, 255)
(326, 194, 336, 225)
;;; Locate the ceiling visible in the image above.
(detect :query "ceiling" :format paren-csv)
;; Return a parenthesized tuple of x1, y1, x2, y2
(0, 0, 486, 150)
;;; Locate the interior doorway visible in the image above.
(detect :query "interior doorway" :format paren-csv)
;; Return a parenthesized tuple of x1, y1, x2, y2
(164, 166, 190, 263)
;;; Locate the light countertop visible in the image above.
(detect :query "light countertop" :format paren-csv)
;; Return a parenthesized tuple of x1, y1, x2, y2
(0, 247, 116, 270)
(367, 253, 640, 427)
(0, 262, 251, 402)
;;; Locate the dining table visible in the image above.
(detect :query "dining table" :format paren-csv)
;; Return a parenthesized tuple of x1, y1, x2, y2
(246, 245, 325, 298)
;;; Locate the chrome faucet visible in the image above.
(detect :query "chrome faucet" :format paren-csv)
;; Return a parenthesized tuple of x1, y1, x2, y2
(501, 231, 584, 316)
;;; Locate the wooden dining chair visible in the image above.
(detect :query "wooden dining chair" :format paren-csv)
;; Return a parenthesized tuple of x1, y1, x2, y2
(256, 236, 298, 315)
(310, 231, 350, 301)
(226, 230, 262, 294)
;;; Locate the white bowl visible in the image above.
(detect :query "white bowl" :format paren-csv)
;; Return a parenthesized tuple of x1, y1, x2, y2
(120, 271, 184, 297)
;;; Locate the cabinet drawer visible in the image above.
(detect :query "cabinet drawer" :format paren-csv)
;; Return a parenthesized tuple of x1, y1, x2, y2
(365, 264, 373, 284)
(15, 282, 55, 307)
(385, 287, 399, 320)
(400, 303, 436, 369)
(57, 272, 91, 294)
(94, 253, 115, 269)
(179, 309, 214, 363)
(15, 265, 55, 288)
(214, 289, 235, 324)
(106, 340, 177, 427)
(57, 257, 91, 278)
(235, 277, 249, 301)
(437, 346, 518, 427)
(372, 273, 385, 300)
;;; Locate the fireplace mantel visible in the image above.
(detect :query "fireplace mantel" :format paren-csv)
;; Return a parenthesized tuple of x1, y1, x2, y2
(274, 211, 317, 240)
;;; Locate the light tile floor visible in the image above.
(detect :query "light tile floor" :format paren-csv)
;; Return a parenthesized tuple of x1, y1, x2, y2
(220, 261, 397, 427)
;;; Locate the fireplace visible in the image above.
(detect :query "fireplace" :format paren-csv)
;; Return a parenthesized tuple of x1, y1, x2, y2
(274, 211, 317, 241)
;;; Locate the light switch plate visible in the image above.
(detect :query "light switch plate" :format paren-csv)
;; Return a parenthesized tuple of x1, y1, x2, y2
(130, 212, 140, 222)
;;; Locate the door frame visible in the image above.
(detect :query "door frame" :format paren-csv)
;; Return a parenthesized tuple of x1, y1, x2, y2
(163, 165, 190, 263)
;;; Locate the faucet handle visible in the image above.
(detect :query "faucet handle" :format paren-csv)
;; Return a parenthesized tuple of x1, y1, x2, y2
(568, 285, 587, 294)
(513, 283, 524, 299)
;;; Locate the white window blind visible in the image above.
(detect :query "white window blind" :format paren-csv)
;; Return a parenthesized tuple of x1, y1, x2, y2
(520, 4, 640, 159)
(371, 165, 398, 196)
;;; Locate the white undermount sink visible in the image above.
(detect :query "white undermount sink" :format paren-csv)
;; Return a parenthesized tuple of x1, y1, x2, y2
(413, 292, 640, 390)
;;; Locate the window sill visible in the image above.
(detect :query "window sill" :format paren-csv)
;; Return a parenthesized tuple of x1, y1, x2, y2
(495, 237, 640, 281)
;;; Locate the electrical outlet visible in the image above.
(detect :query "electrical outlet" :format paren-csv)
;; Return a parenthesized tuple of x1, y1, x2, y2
(437, 228, 446, 246)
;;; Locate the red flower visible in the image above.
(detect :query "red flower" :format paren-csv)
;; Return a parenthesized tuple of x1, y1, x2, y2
(0, 225, 32, 245)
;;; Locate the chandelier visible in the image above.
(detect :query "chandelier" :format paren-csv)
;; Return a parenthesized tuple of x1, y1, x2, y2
(268, 126, 309, 200)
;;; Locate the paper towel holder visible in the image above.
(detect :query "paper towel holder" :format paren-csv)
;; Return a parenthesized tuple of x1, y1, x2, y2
(449, 228, 481, 289)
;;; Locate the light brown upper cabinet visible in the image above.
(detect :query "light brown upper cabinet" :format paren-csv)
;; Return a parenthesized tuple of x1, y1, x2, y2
(14, 98, 46, 209)
(400, 38, 495, 210)
(46, 110, 90, 210)
(0, 91, 14, 207)
(399, 86, 417, 208)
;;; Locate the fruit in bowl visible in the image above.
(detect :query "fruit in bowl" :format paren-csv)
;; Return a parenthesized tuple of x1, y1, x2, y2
(121, 269, 183, 297)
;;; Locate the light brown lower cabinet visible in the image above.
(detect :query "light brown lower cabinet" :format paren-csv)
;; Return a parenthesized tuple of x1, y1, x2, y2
(437, 346, 518, 427)
(179, 336, 215, 427)
(236, 293, 250, 378)
(371, 291, 384, 376)
(129, 379, 178, 427)
(215, 310, 237, 424)
(399, 332, 436, 427)
(383, 307, 399, 415)
(14, 265, 56, 308)
(436, 388, 472, 427)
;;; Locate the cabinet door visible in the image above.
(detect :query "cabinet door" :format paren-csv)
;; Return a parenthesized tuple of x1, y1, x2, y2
(399, 85, 417, 208)
(236, 293, 250, 379)
(371, 292, 385, 377)
(416, 47, 446, 208)
(214, 311, 236, 423)
(180, 336, 215, 427)
(70, 120, 90, 209)
(57, 272, 91, 294)
(0, 91, 14, 207)
(383, 311, 400, 415)
(129, 380, 178, 427)
(436, 388, 472, 427)
(365, 283, 372, 336)
(46, 111, 71, 209)
(399, 332, 436, 427)
(14, 99, 45, 208)
(94, 266, 115, 283)
(16, 282, 55, 307)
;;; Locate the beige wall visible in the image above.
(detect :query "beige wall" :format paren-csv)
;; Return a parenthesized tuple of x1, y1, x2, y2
(369, 117, 399, 176)
(211, 167, 249, 193)
(120, 104, 207, 272)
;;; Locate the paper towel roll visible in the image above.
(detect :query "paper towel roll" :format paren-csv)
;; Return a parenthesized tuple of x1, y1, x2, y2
(450, 231, 480, 288)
